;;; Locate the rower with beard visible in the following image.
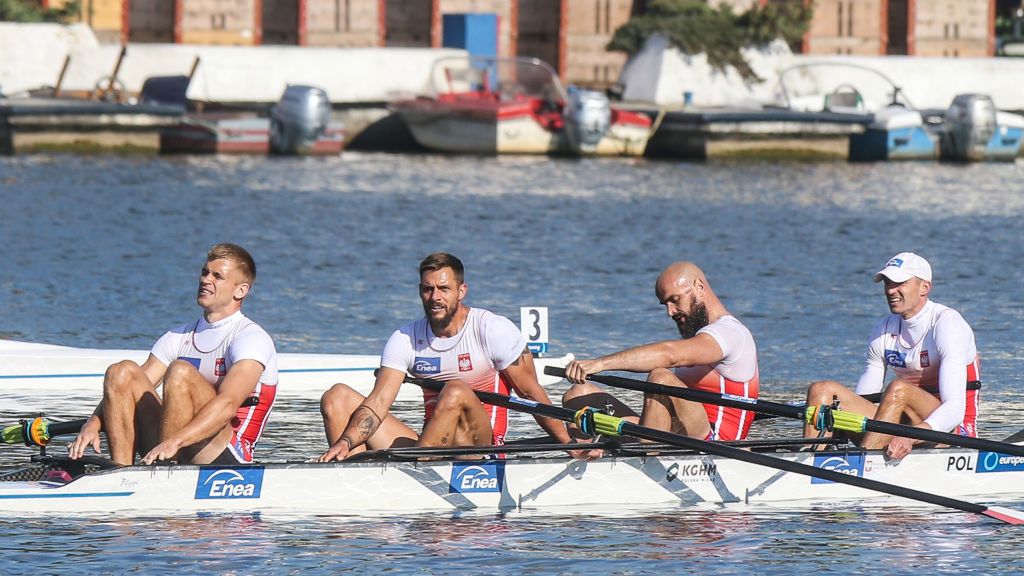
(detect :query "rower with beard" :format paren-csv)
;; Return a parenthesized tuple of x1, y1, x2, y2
(562, 261, 759, 442)
(317, 252, 573, 462)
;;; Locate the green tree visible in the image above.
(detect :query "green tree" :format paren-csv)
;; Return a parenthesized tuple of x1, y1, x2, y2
(608, 0, 813, 81)
(0, 0, 80, 22)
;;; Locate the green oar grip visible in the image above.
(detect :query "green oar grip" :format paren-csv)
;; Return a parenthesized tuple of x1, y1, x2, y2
(805, 405, 867, 433)
(1, 418, 52, 447)
(574, 407, 625, 437)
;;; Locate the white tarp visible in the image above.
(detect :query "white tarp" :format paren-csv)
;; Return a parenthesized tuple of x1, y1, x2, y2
(620, 34, 1024, 111)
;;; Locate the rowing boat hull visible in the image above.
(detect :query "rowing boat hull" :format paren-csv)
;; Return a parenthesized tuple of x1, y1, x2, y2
(2, 447, 1021, 516)
(0, 340, 572, 401)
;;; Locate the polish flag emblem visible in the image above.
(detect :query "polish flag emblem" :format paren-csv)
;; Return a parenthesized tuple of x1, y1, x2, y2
(215, 357, 227, 376)
(458, 353, 473, 372)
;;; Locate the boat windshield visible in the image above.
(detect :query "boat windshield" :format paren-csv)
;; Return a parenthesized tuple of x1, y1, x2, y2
(429, 56, 569, 103)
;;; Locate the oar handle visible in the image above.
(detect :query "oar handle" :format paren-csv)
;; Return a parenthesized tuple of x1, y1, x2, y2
(542, 366, 805, 419)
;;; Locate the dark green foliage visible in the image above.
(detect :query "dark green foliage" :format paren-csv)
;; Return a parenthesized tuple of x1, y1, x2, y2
(0, 0, 81, 23)
(608, 0, 813, 81)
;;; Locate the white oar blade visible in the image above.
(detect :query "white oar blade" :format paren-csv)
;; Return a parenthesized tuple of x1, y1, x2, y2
(982, 506, 1024, 525)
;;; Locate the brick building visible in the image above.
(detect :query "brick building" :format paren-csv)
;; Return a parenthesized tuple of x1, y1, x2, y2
(42, 0, 1001, 90)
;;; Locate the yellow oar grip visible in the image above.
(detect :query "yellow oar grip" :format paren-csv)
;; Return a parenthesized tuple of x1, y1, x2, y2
(805, 405, 867, 433)
(574, 407, 625, 437)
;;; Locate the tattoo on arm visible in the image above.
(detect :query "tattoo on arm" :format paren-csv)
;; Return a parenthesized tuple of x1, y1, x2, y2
(344, 405, 383, 446)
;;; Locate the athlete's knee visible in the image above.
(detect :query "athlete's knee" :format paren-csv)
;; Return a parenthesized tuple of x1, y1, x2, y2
(164, 359, 200, 384)
(562, 382, 601, 404)
(103, 360, 142, 395)
(435, 381, 475, 410)
(883, 379, 915, 402)
(806, 380, 842, 400)
(647, 367, 681, 387)
(320, 383, 361, 418)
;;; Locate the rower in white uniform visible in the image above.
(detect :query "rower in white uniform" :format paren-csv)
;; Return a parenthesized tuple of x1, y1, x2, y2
(805, 252, 980, 459)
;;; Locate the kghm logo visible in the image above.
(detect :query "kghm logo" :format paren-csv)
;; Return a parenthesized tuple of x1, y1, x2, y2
(976, 452, 1024, 474)
(449, 461, 505, 493)
(811, 455, 865, 484)
(194, 467, 265, 499)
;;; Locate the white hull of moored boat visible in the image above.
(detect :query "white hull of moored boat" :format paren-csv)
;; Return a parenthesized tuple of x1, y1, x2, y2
(1, 446, 1021, 516)
(0, 340, 572, 402)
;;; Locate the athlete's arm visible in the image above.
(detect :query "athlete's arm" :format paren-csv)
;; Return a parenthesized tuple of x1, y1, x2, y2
(502, 347, 572, 443)
(923, 315, 973, 433)
(319, 366, 405, 462)
(142, 359, 263, 464)
(854, 325, 888, 395)
(565, 333, 723, 385)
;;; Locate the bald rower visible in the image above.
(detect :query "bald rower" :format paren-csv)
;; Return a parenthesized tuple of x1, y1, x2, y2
(563, 261, 760, 441)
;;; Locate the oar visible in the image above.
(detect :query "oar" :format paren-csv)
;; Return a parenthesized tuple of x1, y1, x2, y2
(2, 417, 87, 447)
(403, 374, 1024, 525)
(543, 367, 1023, 457)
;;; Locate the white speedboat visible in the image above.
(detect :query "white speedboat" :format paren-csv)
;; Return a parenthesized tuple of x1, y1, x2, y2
(0, 339, 572, 402)
(393, 56, 652, 156)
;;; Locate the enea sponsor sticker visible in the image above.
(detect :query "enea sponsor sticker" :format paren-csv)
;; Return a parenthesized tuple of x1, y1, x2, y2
(195, 467, 264, 499)
(449, 461, 505, 493)
(976, 452, 1024, 474)
(811, 454, 865, 484)
(413, 357, 441, 375)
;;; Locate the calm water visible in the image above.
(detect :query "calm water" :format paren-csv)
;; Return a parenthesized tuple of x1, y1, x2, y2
(1, 152, 1023, 573)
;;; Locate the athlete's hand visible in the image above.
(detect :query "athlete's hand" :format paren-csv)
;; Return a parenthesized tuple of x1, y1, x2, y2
(564, 359, 603, 385)
(317, 438, 352, 462)
(142, 437, 185, 465)
(885, 436, 915, 460)
(68, 417, 102, 460)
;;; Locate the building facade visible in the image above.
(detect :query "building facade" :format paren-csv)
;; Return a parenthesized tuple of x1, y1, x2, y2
(43, 0, 999, 90)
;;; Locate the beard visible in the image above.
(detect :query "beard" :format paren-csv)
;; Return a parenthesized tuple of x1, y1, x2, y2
(424, 300, 458, 332)
(675, 300, 710, 339)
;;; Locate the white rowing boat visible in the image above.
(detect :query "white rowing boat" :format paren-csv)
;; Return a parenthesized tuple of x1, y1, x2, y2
(1, 443, 1022, 516)
(0, 339, 573, 402)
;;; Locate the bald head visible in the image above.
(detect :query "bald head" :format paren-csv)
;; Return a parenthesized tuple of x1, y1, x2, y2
(656, 261, 705, 294)
(655, 261, 723, 339)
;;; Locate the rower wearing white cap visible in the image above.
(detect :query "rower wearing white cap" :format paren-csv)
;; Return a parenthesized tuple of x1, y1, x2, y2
(805, 252, 980, 459)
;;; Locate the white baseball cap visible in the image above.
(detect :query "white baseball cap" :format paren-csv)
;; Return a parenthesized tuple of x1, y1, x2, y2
(873, 252, 932, 283)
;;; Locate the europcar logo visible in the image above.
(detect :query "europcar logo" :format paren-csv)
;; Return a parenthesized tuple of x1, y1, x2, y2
(195, 467, 264, 499)
(413, 357, 441, 375)
(811, 454, 865, 484)
(449, 461, 505, 493)
(976, 452, 1024, 473)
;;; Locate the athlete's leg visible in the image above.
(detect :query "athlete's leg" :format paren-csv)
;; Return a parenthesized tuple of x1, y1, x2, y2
(862, 380, 941, 449)
(804, 380, 878, 441)
(320, 382, 417, 452)
(156, 360, 233, 464)
(417, 381, 492, 448)
(100, 360, 163, 465)
(639, 368, 712, 439)
(562, 382, 639, 439)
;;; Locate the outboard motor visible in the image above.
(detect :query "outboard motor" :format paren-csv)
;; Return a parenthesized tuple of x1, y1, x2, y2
(941, 94, 997, 161)
(270, 85, 331, 155)
(565, 87, 611, 154)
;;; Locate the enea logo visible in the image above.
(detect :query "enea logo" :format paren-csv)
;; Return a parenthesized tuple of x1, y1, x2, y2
(976, 452, 1024, 474)
(811, 454, 865, 484)
(195, 467, 264, 499)
(884, 349, 907, 368)
(449, 461, 505, 493)
(413, 357, 441, 375)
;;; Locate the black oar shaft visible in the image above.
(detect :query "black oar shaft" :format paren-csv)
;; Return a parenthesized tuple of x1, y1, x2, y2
(402, 375, 1013, 521)
(47, 419, 88, 438)
(546, 367, 1024, 458)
